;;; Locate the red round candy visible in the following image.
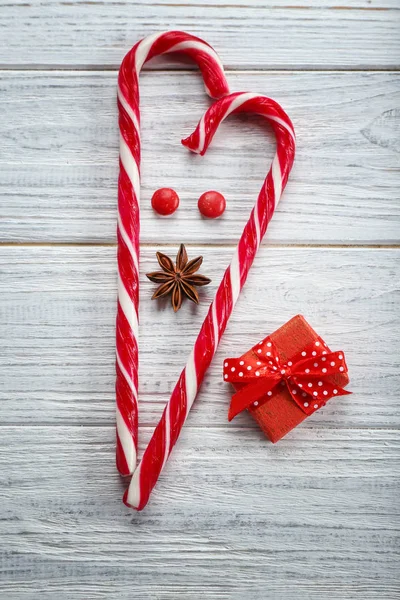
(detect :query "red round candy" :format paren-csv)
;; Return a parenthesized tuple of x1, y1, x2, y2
(198, 191, 226, 219)
(151, 188, 179, 216)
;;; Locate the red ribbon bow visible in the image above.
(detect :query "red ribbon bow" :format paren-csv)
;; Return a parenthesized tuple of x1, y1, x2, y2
(224, 336, 351, 421)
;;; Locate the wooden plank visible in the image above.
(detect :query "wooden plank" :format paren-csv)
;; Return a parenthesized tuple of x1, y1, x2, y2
(1, 245, 399, 428)
(1, 1, 399, 69)
(0, 424, 399, 599)
(1, 71, 399, 244)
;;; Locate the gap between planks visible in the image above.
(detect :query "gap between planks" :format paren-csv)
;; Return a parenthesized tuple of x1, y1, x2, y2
(1, 423, 399, 430)
(1, 66, 399, 72)
(1, 242, 400, 249)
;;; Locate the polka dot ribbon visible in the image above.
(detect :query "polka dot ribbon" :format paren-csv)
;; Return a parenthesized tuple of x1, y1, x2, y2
(224, 336, 351, 421)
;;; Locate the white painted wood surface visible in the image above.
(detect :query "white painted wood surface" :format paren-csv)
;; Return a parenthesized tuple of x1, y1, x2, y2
(1, 0, 399, 69)
(0, 2, 399, 599)
(1, 71, 399, 244)
(1, 426, 399, 599)
(1, 245, 399, 429)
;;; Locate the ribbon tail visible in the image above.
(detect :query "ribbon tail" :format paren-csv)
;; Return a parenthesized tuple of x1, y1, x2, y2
(228, 376, 280, 421)
(335, 387, 352, 397)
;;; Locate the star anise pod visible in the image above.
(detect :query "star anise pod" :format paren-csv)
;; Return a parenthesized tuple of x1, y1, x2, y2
(146, 244, 211, 312)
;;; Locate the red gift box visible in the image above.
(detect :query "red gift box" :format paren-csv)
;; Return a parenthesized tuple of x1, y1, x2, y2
(223, 315, 350, 443)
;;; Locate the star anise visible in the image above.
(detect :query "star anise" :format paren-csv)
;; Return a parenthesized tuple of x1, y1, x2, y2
(146, 244, 211, 312)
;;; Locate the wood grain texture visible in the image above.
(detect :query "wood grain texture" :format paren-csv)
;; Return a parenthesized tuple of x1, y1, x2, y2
(1, 70, 399, 244)
(1, 0, 399, 69)
(1, 245, 399, 428)
(0, 425, 399, 599)
(1, 1, 399, 597)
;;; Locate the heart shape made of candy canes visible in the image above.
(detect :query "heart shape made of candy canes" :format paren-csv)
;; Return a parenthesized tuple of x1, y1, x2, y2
(116, 31, 296, 510)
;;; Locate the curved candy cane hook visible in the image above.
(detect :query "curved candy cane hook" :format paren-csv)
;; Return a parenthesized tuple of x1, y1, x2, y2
(124, 92, 296, 510)
(116, 32, 230, 477)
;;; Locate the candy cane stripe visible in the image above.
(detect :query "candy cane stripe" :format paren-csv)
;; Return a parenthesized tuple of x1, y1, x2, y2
(116, 349, 137, 398)
(225, 91, 258, 117)
(211, 300, 220, 349)
(127, 463, 142, 508)
(185, 350, 198, 416)
(117, 279, 139, 339)
(272, 154, 283, 206)
(230, 249, 241, 307)
(119, 137, 140, 199)
(116, 406, 137, 474)
(117, 87, 141, 140)
(197, 116, 207, 155)
(161, 403, 171, 470)
(253, 206, 261, 249)
(266, 115, 295, 139)
(117, 214, 139, 276)
(135, 32, 164, 71)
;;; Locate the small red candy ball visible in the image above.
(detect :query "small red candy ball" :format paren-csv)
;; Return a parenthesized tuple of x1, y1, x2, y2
(198, 191, 226, 219)
(151, 188, 180, 216)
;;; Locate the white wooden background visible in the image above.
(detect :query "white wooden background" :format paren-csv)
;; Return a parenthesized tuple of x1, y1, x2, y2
(1, 2, 399, 599)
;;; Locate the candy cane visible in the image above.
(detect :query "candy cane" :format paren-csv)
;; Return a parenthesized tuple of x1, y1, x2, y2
(124, 92, 296, 509)
(116, 32, 229, 477)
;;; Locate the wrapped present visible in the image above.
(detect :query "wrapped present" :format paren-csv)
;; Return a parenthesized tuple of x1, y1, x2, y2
(223, 315, 351, 443)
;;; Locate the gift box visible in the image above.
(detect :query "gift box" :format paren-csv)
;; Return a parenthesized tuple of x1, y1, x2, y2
(223, 315, 350, 443)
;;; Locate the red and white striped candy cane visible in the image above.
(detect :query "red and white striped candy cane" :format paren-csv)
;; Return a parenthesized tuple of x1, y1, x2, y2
(124, 92, 296, 509)
(116, 32, 229, 477)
